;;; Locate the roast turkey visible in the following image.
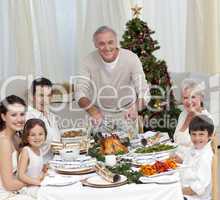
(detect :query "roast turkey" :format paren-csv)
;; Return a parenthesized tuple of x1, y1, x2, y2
(100, 134, 128, 155)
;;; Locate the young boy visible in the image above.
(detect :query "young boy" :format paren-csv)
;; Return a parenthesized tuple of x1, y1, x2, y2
(180, 114, 214, 200)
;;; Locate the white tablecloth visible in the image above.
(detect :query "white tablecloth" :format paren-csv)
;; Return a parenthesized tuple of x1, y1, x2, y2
(38, 174, 184, 200)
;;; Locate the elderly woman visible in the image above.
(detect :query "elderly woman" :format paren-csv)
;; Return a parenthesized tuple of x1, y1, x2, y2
(173, 79, 212, 158)
(0, 95, 34, 200)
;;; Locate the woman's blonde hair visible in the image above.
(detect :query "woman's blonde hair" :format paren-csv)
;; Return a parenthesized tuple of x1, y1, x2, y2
(181, 78, 205, 107)
(181, 78, 205, 97)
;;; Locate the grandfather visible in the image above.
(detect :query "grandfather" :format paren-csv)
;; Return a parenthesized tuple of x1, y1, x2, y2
(75, 26, 149, 135)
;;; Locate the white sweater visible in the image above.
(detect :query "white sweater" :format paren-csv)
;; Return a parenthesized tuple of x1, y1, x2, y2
(75, 48, 149, 112)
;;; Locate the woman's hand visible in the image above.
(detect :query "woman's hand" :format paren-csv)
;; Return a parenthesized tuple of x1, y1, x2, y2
(180, 112, 195, 131)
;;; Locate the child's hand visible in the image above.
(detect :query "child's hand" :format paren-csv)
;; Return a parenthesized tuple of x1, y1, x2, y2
(37, 173, 46, 182)
(182, 187, 197, 195)
(42, 164, 49, 173)
(170, 154, 183, 164)
(34, 177, 43, 186)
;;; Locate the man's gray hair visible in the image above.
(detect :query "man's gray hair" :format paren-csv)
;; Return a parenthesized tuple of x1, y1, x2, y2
(93, 26, 117, 42)
(181, 78, 205, 97)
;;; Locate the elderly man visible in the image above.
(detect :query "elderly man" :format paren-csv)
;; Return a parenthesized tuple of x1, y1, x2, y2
(75, 26, 149, 136)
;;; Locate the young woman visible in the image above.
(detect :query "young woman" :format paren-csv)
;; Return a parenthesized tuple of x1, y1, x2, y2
(0, 95, 34, 200)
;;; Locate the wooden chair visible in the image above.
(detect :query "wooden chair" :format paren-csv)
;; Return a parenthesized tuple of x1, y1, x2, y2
(211, 133, 218, 200)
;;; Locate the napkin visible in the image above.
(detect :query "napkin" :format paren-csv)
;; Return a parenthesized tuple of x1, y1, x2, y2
(41, 174, 82, 186)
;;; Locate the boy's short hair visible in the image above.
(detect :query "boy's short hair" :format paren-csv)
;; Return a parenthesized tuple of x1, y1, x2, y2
(31, 77, 53, 96)
(189, 115, 214, 137)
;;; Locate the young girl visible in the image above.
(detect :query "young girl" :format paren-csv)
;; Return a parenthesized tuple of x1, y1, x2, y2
(18, 118, 47, 186)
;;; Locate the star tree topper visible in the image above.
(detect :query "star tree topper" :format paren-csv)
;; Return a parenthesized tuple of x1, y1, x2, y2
(131, 5, 142, 18)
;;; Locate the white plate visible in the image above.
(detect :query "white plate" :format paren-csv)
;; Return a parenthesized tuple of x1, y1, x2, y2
(41, 176, 79, 187)
(142, 131, 169, 139)
(139, 172, 179, 184)
(133, 144, 178, 156)
(43, 181, 77, 187)
(147, 169, 177, 177)
(52, 166, 95, 175)
(82, 175, 127, 188)
(132, 153, 170, 166)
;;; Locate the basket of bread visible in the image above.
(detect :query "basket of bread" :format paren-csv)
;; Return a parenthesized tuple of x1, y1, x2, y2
(51, 128, 91, 154)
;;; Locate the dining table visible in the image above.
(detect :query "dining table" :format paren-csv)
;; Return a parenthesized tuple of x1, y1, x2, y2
(39, 131, 185, 200)
(37, 171, 184, 200)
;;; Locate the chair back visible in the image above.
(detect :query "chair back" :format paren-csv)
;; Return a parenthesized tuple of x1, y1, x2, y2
(211, 133, 218, 200)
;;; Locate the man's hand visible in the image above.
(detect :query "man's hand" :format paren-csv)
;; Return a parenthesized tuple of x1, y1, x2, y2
(90, 109, 103, 127)
(124, 98, 147, 121)
(124, 103, 138, 121)
(78, 97, 103, 126)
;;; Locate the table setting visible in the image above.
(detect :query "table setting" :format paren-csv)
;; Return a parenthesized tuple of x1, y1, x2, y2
(37, 126, 184, 200)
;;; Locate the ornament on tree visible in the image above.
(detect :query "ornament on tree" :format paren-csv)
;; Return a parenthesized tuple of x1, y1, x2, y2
(154, 99, 162, 109)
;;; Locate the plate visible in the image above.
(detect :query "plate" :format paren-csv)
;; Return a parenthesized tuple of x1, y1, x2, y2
(139, 172, 179, 184)
(146, 169, 177, 178)
(132, 153, 170, 166)
(41, 175, 81, 187)
(53, 166, 95, 175)
(43, 181, 77, 187)
(82, 175, 127, 188)
(132, 158, 155, 166)
(133, 143, 177, 156)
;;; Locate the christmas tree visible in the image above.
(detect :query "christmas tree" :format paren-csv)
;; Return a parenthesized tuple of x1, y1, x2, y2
(120, 6, 181, 138)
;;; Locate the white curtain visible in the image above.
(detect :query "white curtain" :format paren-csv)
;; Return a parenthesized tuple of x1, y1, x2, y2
(133, 0, 187, 73)
(0, 0, 66, 82)
(1, 0, 219, 82)
(55, 0, 77, 78)
(0, 0, 17, 78)
(185, 0, 220, 74)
